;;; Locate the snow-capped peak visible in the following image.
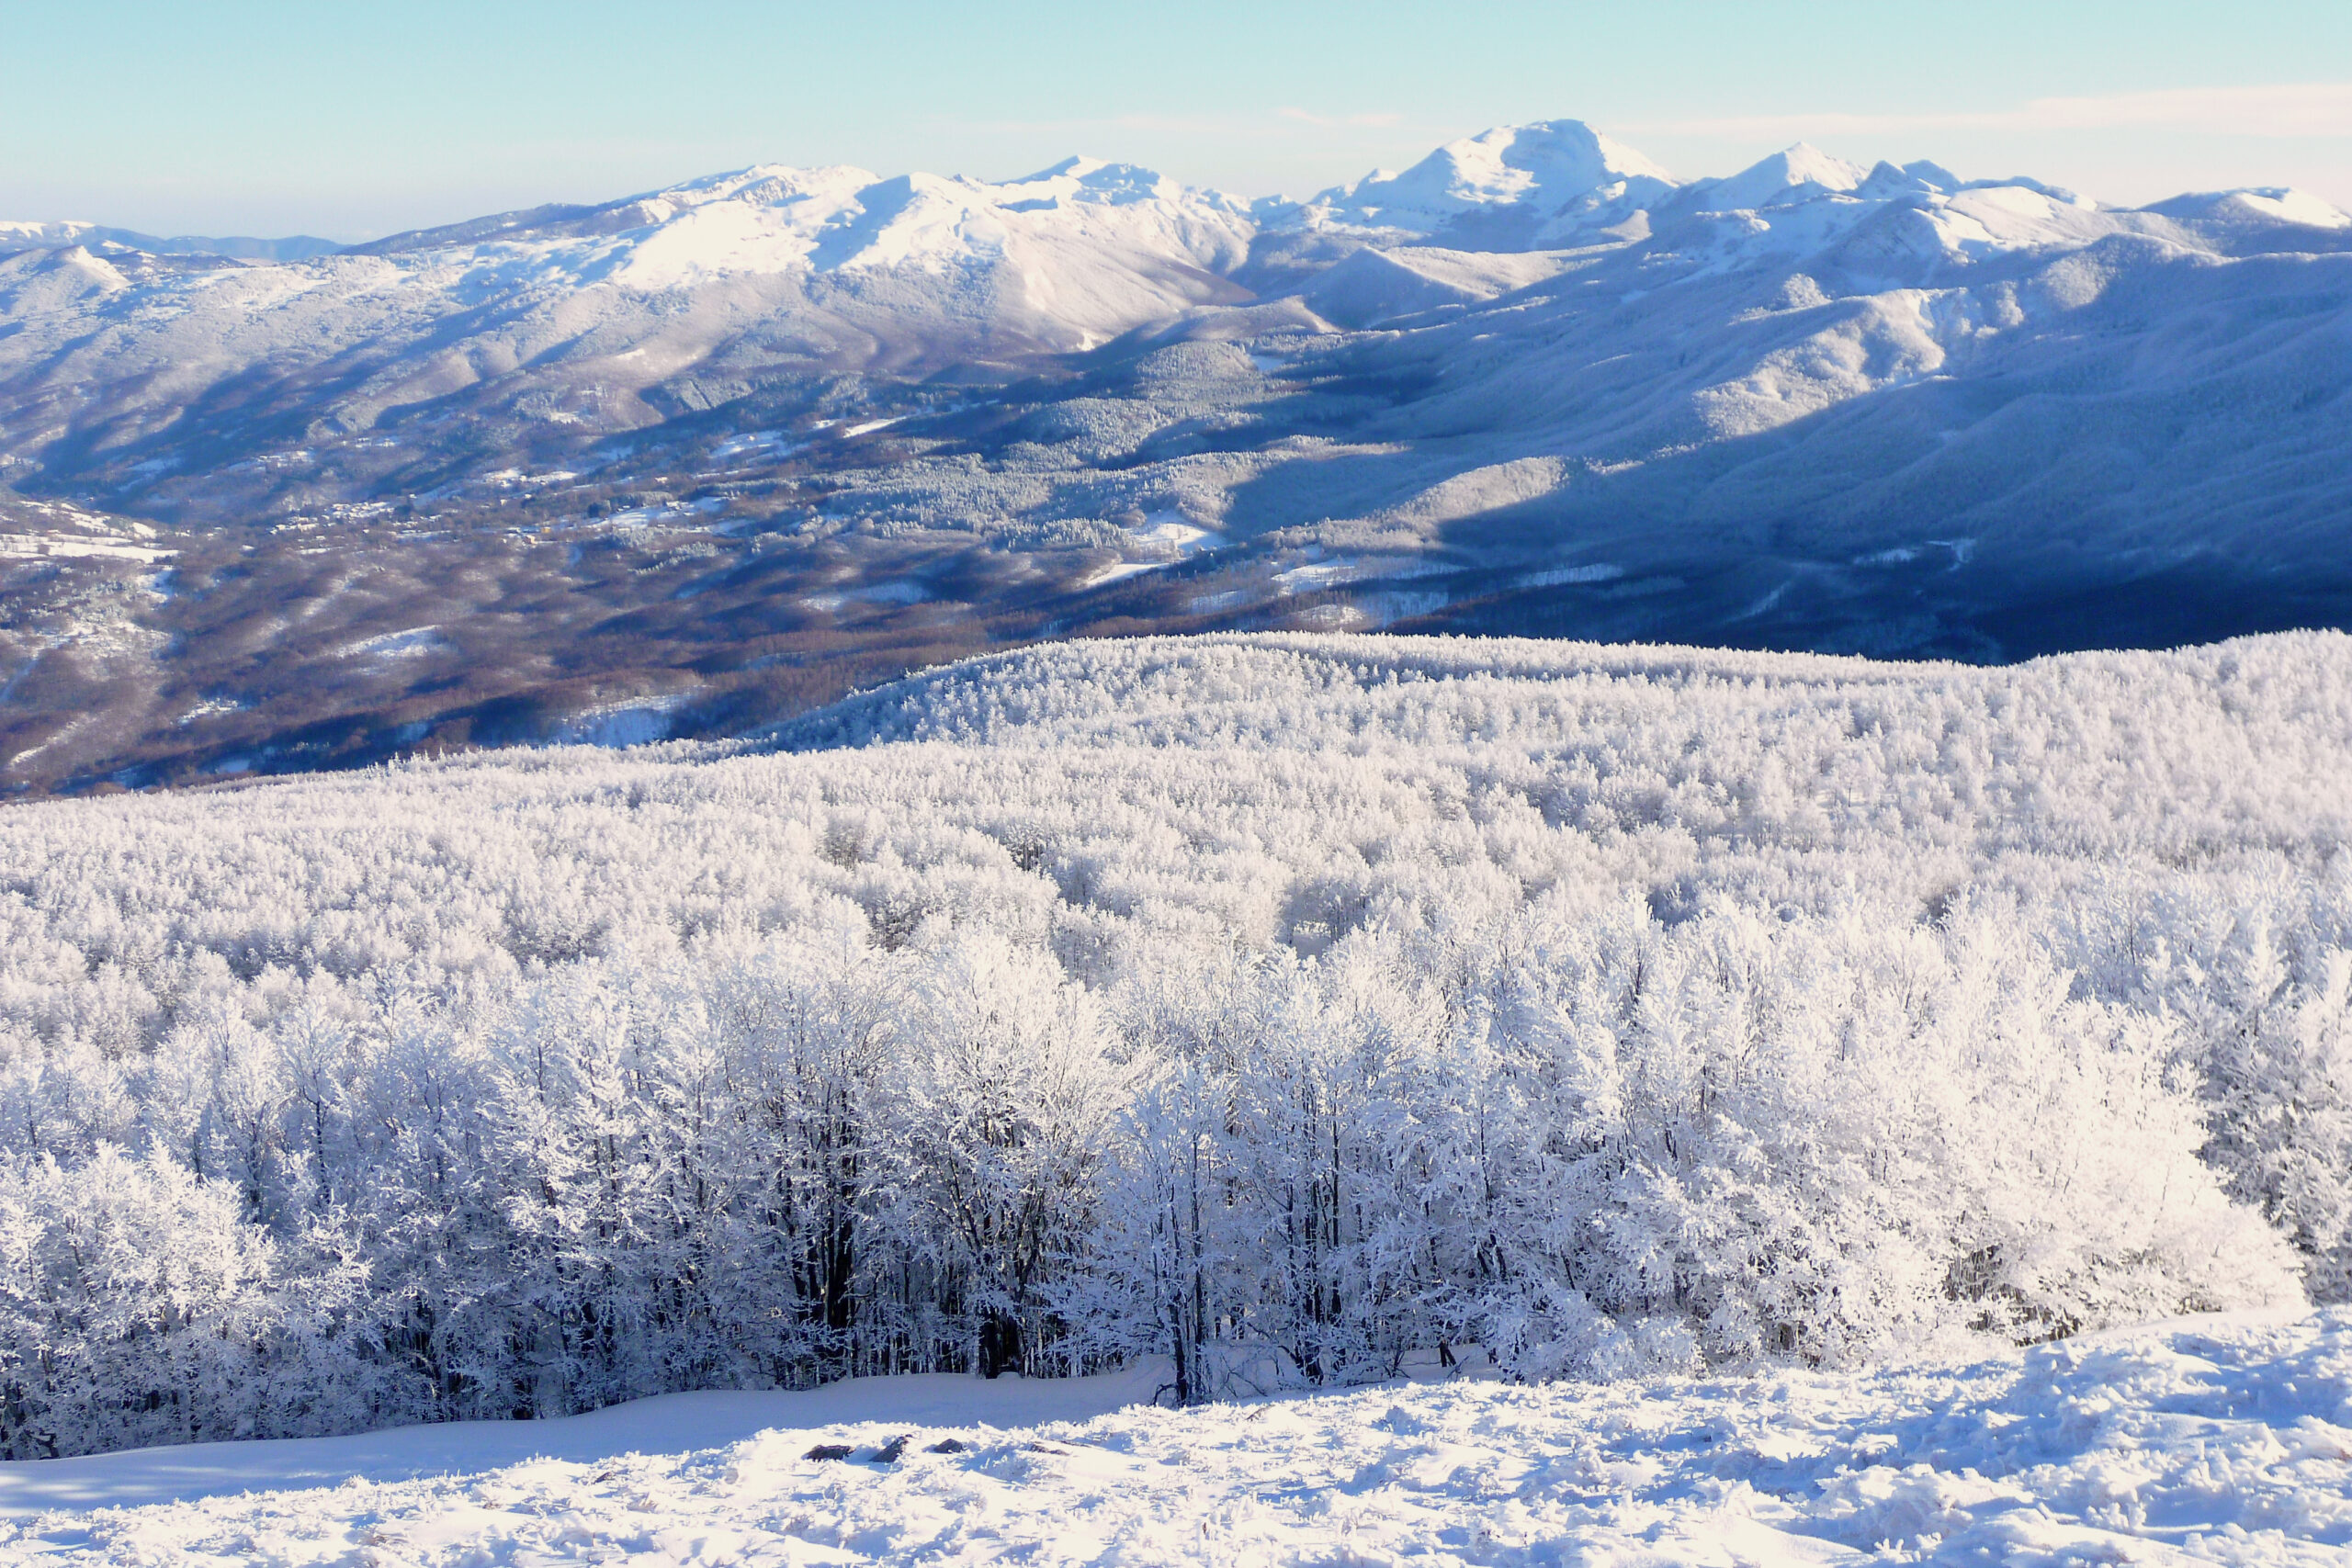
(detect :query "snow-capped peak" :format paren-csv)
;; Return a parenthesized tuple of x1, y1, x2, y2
(1693, 142, 1872, 212)
(333, 155, 1257, 302)
(0, 220, 99, 246)
(641, 164, 884, 209)
(2143, 185, 2352, 231)
(997, 157, 1218, 209)
(1851, 159, 1967, 199)
(1289, 118, 1679, 242)
(606, 157, 1238, 240)
(1387, 118, 1674, 209)
(2224, 187, 2352, 229)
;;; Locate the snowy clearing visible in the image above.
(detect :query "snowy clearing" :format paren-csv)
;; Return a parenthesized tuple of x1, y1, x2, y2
(1, 1309, 2346, 1565)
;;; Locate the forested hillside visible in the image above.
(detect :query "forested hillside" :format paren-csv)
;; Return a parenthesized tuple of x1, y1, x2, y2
(1, 631, 2347, 1457)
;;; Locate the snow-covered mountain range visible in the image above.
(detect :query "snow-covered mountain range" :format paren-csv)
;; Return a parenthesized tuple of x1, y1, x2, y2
(3, 119, 2350, 792)
(8, 118, 2346, 479)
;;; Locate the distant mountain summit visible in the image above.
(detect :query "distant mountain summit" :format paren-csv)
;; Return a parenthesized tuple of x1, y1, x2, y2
(1688, 141, 1870, 210)
(0, 220, 342, 261)
(345, 156, 1255, 292)
(1280, 118, 1677, 246)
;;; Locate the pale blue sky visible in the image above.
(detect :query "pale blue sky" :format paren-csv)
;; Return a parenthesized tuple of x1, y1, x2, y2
(6, 1, 2349, 238)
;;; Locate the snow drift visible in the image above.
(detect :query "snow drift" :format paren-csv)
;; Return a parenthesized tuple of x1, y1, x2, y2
(1, 1309, 2346, 1564)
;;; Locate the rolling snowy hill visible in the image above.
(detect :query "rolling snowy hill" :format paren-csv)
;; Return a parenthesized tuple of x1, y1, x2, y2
(3, 119, 2350, 792)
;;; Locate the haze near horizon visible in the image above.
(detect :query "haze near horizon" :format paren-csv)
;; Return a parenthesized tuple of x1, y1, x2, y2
(6, 0, 2349, 239)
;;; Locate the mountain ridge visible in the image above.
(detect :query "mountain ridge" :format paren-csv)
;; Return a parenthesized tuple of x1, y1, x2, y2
(17, 117, 2349, 277)
(2, 117, 2349, 795)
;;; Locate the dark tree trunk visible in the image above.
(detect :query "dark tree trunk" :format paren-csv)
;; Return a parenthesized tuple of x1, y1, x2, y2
(978, 1314, 1022, 1379)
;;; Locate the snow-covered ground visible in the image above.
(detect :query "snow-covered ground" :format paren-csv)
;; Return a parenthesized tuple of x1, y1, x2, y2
(3, 1309, 2344, 1565)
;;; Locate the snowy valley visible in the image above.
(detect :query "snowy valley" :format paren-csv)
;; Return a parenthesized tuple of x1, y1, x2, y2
(4, 120, 2351, 792)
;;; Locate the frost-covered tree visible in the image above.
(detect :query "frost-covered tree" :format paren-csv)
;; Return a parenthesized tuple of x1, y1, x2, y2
(0, 630, 2341, 1450)
(892, 933, 1122, 1376)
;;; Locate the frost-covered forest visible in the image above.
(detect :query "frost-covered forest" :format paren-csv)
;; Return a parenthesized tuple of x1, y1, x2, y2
(2, 631, 2348, 1459)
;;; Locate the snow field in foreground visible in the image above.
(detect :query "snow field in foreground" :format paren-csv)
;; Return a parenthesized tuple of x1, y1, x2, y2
(2, 1309, 2346, 1566)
